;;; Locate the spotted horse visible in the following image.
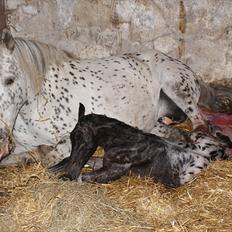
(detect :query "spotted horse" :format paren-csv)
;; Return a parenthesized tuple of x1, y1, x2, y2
(51, 103, 229, 187)
(0, 29, 231, 168)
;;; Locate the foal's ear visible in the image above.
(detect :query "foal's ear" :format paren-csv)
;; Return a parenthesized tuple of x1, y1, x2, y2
(78, 103, 85, 121)
(0, 28, 15, 52)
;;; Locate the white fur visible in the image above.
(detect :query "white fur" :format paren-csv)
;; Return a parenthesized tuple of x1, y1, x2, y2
(0, 37, 205, 166)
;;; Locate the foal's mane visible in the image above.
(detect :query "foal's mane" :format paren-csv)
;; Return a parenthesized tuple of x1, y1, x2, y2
(13, 38, 74, 94)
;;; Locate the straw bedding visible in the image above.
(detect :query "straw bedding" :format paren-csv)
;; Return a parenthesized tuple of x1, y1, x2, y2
(0, 163, 154, 232)
(0, 155, 231, 232)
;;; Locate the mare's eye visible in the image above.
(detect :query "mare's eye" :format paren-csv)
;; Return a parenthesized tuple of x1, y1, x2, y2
(5, 78, 15, 86)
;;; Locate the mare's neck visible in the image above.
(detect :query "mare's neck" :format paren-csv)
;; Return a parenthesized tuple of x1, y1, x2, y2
(14, 38, 72, 96)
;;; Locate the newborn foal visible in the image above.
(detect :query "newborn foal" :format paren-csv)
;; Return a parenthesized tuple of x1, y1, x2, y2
(51, 104, 228, 187)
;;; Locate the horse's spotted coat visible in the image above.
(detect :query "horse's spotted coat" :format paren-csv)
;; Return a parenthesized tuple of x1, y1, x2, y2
(0, 30, 227, 168)
(51, 104, 228, 187)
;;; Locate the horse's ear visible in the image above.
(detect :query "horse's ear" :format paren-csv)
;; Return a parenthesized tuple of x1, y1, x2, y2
(78, 103, 85, 121)
(0, 28, 15, 52)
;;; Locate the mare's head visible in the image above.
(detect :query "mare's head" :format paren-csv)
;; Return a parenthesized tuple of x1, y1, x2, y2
(0, 29, 28, 160)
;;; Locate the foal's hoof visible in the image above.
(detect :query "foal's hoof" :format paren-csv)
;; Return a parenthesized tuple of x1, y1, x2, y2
(59, 173, 83, 183)
(59, 174, 71, 181)
(48, 157, 69, 173)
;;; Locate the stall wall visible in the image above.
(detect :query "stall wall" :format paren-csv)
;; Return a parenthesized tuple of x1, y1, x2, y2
(7, 0, 232, 81)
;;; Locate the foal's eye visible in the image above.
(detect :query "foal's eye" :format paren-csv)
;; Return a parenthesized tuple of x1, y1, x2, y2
(5, 78, 15, 86)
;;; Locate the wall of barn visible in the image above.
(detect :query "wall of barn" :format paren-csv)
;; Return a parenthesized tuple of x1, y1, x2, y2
(7, 0, 232, 82)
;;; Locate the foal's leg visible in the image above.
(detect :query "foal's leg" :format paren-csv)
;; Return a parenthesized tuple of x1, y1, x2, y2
(63, 132, 98, 180)
(80, 143, 148, 183)
(151, 121, 229, 161)
(189, 132, 229, 160)
(163, 131, 229, 186)
(165, 146, 210, 186)
(176, 152, 209, 185)
(81, 162, 131, 183)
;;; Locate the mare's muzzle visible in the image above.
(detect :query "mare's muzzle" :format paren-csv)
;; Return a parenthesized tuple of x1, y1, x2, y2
(0, 132, 15, 161)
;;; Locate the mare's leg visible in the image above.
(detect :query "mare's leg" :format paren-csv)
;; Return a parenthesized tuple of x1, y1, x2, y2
(0, 137, 71, 168)
(162, 87, 204, 129)
(158, 57, 204, 129)
(0, 151, 38, 167)
(0, 142, 44, 167)
(151, 121, 190, 141)
(157, 90, 187, 125)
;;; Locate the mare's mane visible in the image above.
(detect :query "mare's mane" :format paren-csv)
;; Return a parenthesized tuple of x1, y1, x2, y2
(13, 38, 75, 94)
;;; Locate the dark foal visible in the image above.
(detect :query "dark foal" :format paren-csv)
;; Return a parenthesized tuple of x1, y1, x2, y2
(51, 104, 228, 188)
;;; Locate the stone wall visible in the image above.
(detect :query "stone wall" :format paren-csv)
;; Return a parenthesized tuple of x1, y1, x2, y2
(6, 0, 232, 82)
